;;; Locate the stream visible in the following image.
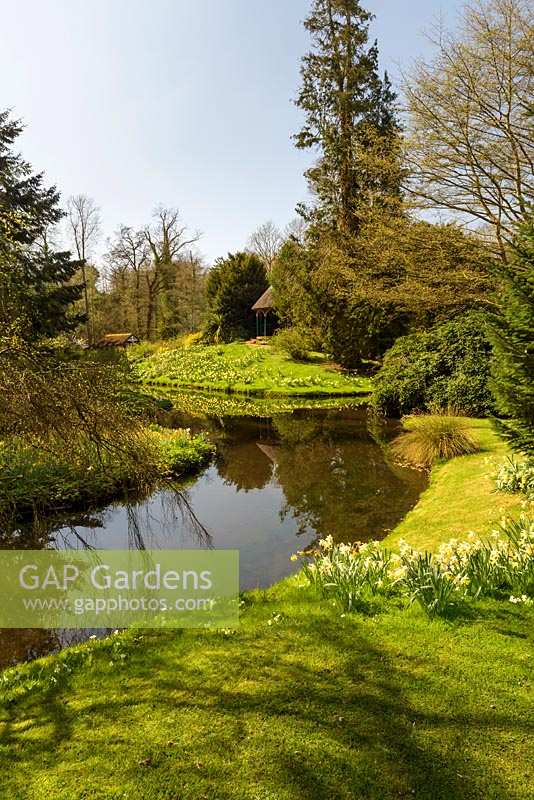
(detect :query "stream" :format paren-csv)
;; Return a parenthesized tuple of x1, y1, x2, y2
(0, 403, 427, 667)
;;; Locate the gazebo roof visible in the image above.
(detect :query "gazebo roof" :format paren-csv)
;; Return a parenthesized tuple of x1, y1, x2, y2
(251, 286, 274, 312)
(96, 332, 139, 347)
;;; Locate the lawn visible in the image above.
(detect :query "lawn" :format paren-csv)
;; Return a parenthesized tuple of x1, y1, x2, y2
(1, 580, 533, 800)
(1, 420, 532, 799)
(130, 342, 372, 397)
(385, 419, 526, 552)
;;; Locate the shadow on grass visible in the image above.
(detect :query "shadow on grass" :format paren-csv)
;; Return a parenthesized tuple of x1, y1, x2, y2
(1, 608, 532, 800)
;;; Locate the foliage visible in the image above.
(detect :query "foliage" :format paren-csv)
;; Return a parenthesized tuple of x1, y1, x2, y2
(270, 328, 311, 361)
(495, 458, 534, 500)
(372, 314, 494, 416)
(404, 0, 534, 259)
(300, 513, 534, 618)
(489, 215, 534, 455)
(0, 110, 83, 339)
(205, 251, 268, 342)
(270, 239, 322, 342)
(0, 428, 213, 520)
(131, 341, 371, 397)
(391, 415, 479, 469)
(294, 0, 402, 232)
(272, 215, 494, 367)
(182, 330, 205, 348)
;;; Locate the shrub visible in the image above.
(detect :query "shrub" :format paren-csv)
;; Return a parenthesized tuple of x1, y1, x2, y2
(183, 331, 205, 348)
(372, 313, 494, 417)
(495, 458, 534, 499)
(391, 414, 479, 468)
(271, 328, 311, 361)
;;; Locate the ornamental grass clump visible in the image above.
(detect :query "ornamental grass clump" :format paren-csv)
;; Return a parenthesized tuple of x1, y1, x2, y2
(391, 414, 479, 469)
(296, 515, 534, 619)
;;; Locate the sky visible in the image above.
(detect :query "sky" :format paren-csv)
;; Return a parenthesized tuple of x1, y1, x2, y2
(0, 0, 466, 265)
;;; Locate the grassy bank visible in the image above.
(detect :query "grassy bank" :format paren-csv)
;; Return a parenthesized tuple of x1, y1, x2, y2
(130, 342, 371, 397)
(1, 420, 532, 799)
(0, 428, 214, 520)
(385, 419, 526, 552)
(1, 578, 532, 800)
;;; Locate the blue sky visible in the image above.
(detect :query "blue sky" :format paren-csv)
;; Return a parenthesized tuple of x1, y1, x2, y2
(1, 0, 465, 264)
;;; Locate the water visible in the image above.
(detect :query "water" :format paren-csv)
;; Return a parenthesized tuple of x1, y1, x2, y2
(0, 406, 426, 667)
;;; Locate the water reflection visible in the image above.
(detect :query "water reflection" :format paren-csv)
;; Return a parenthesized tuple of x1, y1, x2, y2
(0, 407, 426, 666)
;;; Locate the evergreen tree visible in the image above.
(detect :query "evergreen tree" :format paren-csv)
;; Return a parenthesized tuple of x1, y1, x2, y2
(294, 0, 402, 232)
(0, 110, 83, 340)
(489, 216, 534, 455)
(205, 252, 267, 342)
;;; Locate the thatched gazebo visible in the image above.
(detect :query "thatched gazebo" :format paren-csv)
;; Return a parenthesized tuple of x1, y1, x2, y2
(251, 287, 275, 337)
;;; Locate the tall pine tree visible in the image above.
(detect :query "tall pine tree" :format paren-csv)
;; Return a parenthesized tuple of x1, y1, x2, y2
(0, 110, 83, 340)
(294, 0, 402, 233)
(489, 215, 534, 455)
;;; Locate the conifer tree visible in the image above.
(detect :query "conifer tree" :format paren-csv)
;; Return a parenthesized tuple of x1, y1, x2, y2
(0, 110, 83, 340)
(489, 216, 534, 455)
(294, 0, 402, 233)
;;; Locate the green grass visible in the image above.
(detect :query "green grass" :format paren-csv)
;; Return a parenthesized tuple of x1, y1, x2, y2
(385, 419, 526, 552)
(1, 419, 532, 799)
(1, 579, 533, 800)
(0, 429, 214, 519)
(130, 342, 371, 397)
(160, 390, 367, 418)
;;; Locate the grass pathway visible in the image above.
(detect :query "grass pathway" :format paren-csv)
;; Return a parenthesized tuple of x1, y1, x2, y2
(385, 419, 525, 551)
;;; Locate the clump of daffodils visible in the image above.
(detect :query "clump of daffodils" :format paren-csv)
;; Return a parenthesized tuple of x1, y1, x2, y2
(292, 515, 534, 618)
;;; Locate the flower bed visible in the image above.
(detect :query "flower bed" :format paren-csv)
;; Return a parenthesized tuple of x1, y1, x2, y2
(296, 515, 534, 618)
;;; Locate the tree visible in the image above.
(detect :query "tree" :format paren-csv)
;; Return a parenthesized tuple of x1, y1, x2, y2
(205, 252, 268, 342)
(66, 194, 101, 344)
(105, 225, 150, 336)
(294, 0, 402, 233)
(489, 215, 534, 454)
(143, 207, 200, 339)
(272, 213, 494, 366)
(404, 0, 534, 261)
(246, 221, 283, 272)
(0, 110, 83, 340)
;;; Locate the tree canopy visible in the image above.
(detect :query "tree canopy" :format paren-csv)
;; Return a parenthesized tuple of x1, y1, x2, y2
(0, 110, 83, 340)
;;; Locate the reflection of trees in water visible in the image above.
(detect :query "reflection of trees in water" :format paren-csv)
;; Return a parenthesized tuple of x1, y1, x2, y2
(275, 437, 425, 542)
(216, 442, 273, 491)
(263, 412, 425, 541)
(0, 628, 61, 670)
(0, 487, 212, 552)
(209, 410, 426, 543)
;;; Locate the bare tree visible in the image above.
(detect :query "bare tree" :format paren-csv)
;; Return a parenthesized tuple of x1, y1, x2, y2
(143, 207, 201, 339)
(404, 0, 534, 260)
(284, 217, 308, 246)
(105, 226, 150, 336)
(66, 195, 101, 343)
(246, 220, 284, 272)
